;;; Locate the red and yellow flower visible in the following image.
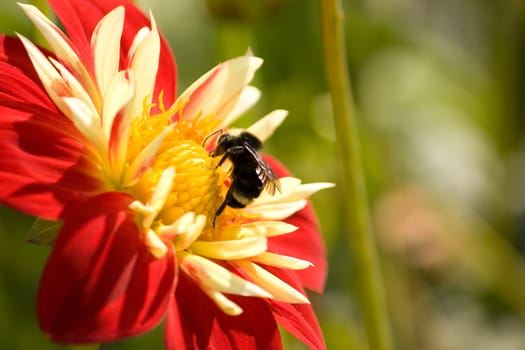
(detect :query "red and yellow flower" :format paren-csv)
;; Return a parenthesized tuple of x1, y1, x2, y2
(0, 1, 331, 348)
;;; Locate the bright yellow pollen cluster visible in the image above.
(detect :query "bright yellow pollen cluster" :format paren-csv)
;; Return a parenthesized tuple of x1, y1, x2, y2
(142, 138, 221, 225)
(128, 97, 225, 230)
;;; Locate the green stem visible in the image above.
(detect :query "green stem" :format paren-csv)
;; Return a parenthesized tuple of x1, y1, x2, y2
(319, 1, 394, 350)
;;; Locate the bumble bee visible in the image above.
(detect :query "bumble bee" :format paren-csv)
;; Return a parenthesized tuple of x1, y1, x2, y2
(208, 130, 281, 225)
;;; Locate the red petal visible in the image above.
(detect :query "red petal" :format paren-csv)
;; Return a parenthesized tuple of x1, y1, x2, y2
(165, 272, 282, 350)
(48, 0, 177, 105)
(0, 36, 49, 98)
(38, 192, 176, 343)
(265, 267, 326, 350)
(0, 37, 104, 219)
(265, 156, 328, 293)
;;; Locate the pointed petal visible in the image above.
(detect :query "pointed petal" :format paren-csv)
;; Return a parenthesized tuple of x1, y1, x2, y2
(0, 104, 105, 219)
(190, 237, 268, 260)
(91, 6, 124, 96)
(175, 56, 263, 123)
(265, 157, 328, 293)
(125, 11, 161, 119)
(0, 35, 50, 100)
(0, 37, 104, 219)
(38, 192, 176, 343)
(19, 3, 96, 98)
(233, 260, 309, 304)
(102, 69, 135, 140)
(19, 4, 83, 73)
(247, 109, 288, 142)
(218, 86, 261, 128)
(61, 97, 107, 152)
(48, 0, 177, 105)
(179, 252, 271, 298)
(165, 273, 282, 350)
(252, 252, 313, 270)
(265, 267, 326, 350)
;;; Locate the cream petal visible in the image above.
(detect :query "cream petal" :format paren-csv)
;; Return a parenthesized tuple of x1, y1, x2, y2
(251, 252, 313, 270)
(247, 109, 288, 142)
(102, 70, 135, 140)
(149, 167, 176, 215)
(202, 289, 243, 316)
(244, 200, 308, 220)
(164, 212, 207, 249)
(218, 86, 261, 128)
(179, 252, 272, 298)
(128, 166, 175, 229)
(61, 97, 107, 152)
(233, 260, 309, 304)
(91, 6, 124, 96)
(243, 221, 298, 237)
(49, 57, 99, 121)
(245, 180, 334, 219)
(177, 56, 263, 123)
(19, 4, 97, 99)
(219, 221, 297, 241)
(106, 71, 138, 177)
(144, 229, 168, 258)
(125, 11, 160, 120)
(127, 27, 151, 62)
(189, 237, 268, 260)
(254, 177, 335, 204)
(17, 35, 68, 109)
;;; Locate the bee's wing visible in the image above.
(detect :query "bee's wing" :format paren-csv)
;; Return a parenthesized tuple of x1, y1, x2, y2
(243, 141, 282, 195)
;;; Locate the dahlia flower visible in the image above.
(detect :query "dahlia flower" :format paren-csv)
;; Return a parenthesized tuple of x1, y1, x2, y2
(0, 1, 332, 348)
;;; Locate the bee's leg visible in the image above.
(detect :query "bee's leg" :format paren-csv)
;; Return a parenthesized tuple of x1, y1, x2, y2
(215, 153, 229, 168)
(213, 184, 235, 226)
(215, 146, 245, 168)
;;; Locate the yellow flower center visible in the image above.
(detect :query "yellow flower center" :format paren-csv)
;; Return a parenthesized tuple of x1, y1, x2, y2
(135, 137, 221, 226)
(127, 96, 228, 244)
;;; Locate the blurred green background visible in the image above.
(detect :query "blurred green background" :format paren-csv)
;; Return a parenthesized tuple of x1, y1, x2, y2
(2, 0, 525, 349)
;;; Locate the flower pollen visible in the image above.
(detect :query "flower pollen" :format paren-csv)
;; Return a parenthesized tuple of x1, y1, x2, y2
(127, 97, 226, 239)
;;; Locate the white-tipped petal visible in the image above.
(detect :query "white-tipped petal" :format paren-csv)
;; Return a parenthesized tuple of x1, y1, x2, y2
(234, 260, 309, 304)
(92, 6, 124, 96)
(17, 35, 66, 106)
(244, 200, 308, 220)
(218, 86, 261, 128)
(220, 221, 297, 241)
(144, 229, 168, 258)
(239, 221, 298, 237)
(102, 70, 135, 140)
(61, 97, 107, 152)
(165, 213, 206, 249)
(177, 56, 263, 122)
(150, 167, 176, 213)
(179, 252, 272, 298)
(125, 12, 160, 119)
(190, 237, 268, 260)
(19, 4, 96, 97)
(49, 58, 99, 121)
(277, 181, 336, 203)
(202, 289, 243, 316)
(246, 177, 335, 219)
(247, 109, 288, 142)
(252, 252, 313, 270)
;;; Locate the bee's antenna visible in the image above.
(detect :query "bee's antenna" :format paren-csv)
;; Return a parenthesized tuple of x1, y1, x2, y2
(202, 129, 223, 148)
